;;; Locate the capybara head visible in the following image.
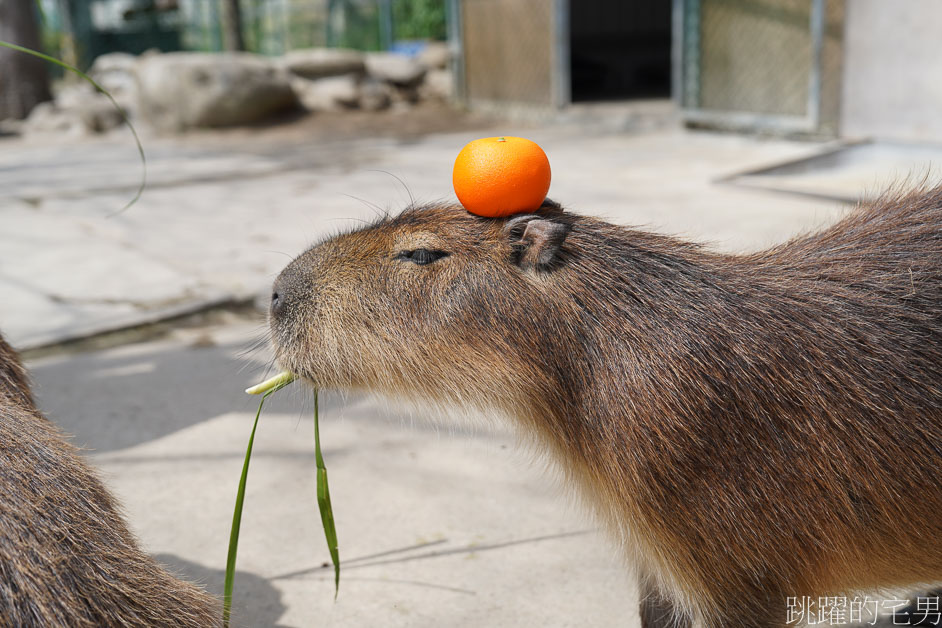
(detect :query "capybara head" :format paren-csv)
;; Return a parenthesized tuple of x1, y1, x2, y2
(269, 201, 577, 417)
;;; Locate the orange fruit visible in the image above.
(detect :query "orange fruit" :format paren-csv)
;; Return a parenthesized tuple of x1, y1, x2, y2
(452, 136, 551, 218)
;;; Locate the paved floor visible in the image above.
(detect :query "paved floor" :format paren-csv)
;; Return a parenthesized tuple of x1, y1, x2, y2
(7, 104, 919, 627)
(727, 140, 942, 203)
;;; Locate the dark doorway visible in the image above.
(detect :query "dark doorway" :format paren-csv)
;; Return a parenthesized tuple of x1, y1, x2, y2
(569, 0, 673, 101)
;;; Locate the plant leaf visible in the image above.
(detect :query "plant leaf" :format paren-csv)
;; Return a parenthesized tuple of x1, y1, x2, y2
(223, 383, 285, 626)
(314, 389, 341, 597)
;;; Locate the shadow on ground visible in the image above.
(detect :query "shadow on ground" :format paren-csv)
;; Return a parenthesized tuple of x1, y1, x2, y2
(26, 329, 482, 453)
(27, 331, 305, 452)
(155, 553, 288, 628)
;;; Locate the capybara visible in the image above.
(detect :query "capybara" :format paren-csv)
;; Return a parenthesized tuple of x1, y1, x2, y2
(0, 335, 220, 626)
(269, 187, 942, 628)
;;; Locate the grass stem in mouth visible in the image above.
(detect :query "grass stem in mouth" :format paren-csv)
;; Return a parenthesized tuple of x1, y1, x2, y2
(226, 370, 340, 625)
(245, 371, 295, 395)
(225, 385, 277, 626)
(314, 389, 341, 597)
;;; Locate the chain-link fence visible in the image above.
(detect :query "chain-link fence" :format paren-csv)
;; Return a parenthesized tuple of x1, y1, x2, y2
(181, 0, 446, 55)
(38, 0, 446, 71)
(680, 0, 844, 134)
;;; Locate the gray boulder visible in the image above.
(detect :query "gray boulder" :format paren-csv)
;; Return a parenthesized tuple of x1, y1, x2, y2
(22, 102, 88, 137)
(20, 75, 128, 137)
(75, 93, 126, 132)
(291, 74, 360, 112)
(89, 52, 138, 97)
(22, 93, 125, 137)
(282, 48, 365, 79)
(54, 82, 98, 110)
(364, 52, 426, 87)
(416, 41, 452, 70)
(359, 78, 392, 111)
(135, 52, 298, 132)
(419, 68, 454, 101)
(89, 51, 137, 74)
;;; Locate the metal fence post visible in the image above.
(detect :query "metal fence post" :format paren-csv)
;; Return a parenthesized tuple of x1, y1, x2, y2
(807, 0, 826, 130)
(446, 0, 465, 104)
(379, 0, 393, 50)
(553, 0, 570, 109)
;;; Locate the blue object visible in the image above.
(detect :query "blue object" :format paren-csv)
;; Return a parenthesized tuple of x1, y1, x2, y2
(390, 40, 428, 58)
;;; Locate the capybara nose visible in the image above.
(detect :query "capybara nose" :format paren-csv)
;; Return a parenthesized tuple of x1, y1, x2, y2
(270, 288, 284, 317)
(270, 262, 306, 319)
(270, 273, 290, 318)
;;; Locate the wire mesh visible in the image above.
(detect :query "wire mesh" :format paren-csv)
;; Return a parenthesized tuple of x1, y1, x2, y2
(682, 0, 844, 133)
(180, 0, 327, 54)
(698, 0, 813, 116)
(460, 0, 555, 107)
(179, 0, 444, 55)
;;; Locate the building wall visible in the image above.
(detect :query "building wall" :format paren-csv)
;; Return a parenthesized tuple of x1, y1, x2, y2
(841, 1, 942, 143)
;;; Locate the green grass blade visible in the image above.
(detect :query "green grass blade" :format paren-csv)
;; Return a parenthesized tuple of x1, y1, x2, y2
(0, 40, 146, 215)
(223, 386, 278, 626)
(314, 390, 341, 597)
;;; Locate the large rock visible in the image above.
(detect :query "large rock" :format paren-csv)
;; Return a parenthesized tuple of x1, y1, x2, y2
(22, 101, 88, 137)
(416, 41, 452, 70)
(291, 74, 360, 112)
(55, 82, 98, 110)
(89, 51, 137, 74)
(22, 92, 125, 137)
(282, 48, 364, 79)
(76, 93, 126, 132)
(135, 52, 298, 132)
(89, 52, 138, 97)
(358, 78, 392, 111)
(364, 52, 426, 87)
(419, 68, 454, 101)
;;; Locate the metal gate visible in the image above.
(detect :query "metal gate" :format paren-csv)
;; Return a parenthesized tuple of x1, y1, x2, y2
(676, 0, 843, 135)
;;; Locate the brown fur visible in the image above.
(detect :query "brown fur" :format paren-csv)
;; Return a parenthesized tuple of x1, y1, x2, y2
(0, 337, 221, 626)
(270, 186, 942, 628)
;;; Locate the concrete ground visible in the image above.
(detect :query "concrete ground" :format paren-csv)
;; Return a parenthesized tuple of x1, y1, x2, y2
(4, 101, 909, 627)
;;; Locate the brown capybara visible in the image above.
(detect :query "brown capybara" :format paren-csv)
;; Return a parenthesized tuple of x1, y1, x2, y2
(268, 187, 942, 628)
(0, 336, 221, 626)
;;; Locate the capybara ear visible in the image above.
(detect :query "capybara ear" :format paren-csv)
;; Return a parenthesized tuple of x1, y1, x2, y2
(504, 214, 571, 271)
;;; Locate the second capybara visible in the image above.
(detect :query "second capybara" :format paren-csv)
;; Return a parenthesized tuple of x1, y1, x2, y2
(0, 335, 221, 626)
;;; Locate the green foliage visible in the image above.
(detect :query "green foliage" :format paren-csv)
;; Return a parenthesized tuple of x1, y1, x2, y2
(328, 1, 383, 51)
(327, 0, 447, 51)
(393, 0, 447, 41)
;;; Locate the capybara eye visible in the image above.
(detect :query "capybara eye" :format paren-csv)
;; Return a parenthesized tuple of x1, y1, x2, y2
(395, 249, 450, 265)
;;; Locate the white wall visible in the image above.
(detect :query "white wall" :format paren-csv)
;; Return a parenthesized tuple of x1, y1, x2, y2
(841, 1, 942, 143)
